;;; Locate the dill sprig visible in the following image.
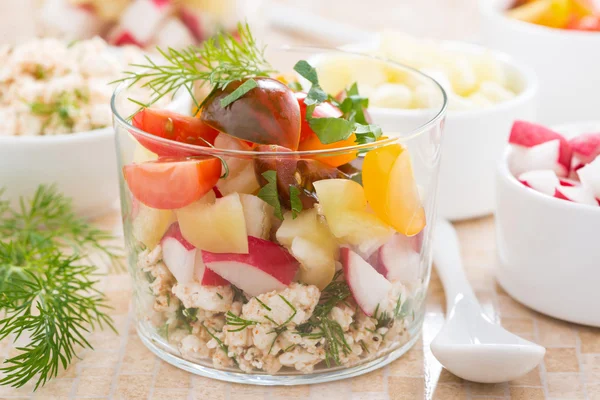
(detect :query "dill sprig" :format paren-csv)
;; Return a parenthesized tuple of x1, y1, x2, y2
(0, 249, 114, 390)
(224, 312, 258, 332)
(28, 90, 88, 132)
(0, 186, 121, 390)
(115, 22, 275, 114)
(296, 271, 352, 366)
(0, 185, 123, 272)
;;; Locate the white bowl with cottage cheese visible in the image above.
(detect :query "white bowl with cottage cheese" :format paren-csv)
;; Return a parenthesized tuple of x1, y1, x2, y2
(0, 38, 148, 216)
(312, 33, 538, 220)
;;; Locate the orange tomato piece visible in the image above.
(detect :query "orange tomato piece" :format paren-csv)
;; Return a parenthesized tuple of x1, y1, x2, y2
(363, 144, 425, 236)
(298, 133, 358, 167)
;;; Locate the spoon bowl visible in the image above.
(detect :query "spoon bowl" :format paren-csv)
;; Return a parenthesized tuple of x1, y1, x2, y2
(431, 219, 545, 383)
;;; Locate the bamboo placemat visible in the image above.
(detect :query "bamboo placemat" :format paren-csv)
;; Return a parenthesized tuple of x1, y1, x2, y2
(1, 215, 599, 400)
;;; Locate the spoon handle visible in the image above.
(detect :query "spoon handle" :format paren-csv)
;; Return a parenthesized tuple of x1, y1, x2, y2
(433, 218, 479, 312)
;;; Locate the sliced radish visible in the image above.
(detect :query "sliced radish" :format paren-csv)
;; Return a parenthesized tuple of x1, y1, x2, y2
(180, 6, 206, 41)
(341, 247, 392, 317)
(369, 234, 421, 284)
(509, 120, 572, 172)
(554, 185, 598, 206)
(161, 223, 228, 286)
(40, 0, 102, 39)
(518, 170, 560, 196)
(577, 157, 600, 202)
(509, 140, 569, 177)
(153, 17, 195, 49)
(569, 132, 600, 167)
(117, 0, 171, 45)
(161, 223, 196, 285)
(202, 236, 300, 297)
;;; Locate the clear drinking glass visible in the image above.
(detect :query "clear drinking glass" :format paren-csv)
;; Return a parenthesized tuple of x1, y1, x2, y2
(112, 47, 446, 385)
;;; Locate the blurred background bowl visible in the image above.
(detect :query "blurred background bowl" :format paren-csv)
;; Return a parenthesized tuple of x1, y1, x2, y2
(340, 40, 538, 221)
(495, 121, 600, 327)
(480, 0, 600, 125)
(0, 127, 118, 218)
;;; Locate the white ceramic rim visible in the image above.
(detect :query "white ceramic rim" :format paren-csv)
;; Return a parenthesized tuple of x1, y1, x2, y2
(0, 126, 113, 145)
(498, 147, 600, 213)
(480, 0, 600, 39)
(111, 45, 448, 158)
(342, 37, 539, 118)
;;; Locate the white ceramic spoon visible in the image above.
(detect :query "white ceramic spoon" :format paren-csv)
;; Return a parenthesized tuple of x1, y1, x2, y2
(430, 218, 546, 383)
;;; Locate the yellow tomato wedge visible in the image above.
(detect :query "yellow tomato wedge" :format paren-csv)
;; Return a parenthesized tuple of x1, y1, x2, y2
(299, 133, 358, 167)
(507, 0, 571, 28)
(363, 144, 425, 236)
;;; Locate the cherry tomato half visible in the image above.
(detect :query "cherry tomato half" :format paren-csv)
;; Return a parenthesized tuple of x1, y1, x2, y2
(124, 157, 221, 209)
(132, 108, 219, 157)
(294, 92, 343, 143)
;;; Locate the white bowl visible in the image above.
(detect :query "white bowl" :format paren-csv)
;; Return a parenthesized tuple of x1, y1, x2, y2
(495, 122, 600, 327)
(340, 40, 538, 221)
(0, 94, 190, 217)
(0, 128, 118, 218)
(480, 0, 600, 125)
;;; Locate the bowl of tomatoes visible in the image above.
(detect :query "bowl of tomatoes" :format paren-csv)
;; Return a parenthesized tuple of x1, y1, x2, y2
(481, 0, 600, 125)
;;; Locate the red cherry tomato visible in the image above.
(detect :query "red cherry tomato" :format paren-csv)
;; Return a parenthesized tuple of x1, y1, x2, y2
(132, 109, 219, 156)
(294, 92, 343, 143)
(124, 157, 221, 209)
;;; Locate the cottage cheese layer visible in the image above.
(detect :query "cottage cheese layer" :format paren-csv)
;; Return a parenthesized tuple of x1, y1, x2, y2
(136, 244, 415, 373)
(0, 37, 144, 136)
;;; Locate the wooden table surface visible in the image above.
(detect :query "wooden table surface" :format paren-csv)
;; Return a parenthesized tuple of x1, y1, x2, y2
(1, 1, 599, 399)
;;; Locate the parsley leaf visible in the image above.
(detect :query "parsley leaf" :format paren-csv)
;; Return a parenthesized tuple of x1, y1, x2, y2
(287, 81, 303, 91)
(293, 60, 319, 84)
(257, 170, 283, 220)
(220, 78, 258, 107)
(354, 123, 382, 145)
(289, 186, 303, 218)
(308, 117, 355, 144)
(340, 83, 370, 125)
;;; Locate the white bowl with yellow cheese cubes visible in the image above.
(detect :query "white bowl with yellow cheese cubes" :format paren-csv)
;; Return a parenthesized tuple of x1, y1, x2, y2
(311, 33, 538, 220)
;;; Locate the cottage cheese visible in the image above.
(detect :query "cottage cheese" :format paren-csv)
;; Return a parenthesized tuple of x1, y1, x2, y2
(137, 242, 413, 374)
(0, 37, 144, 136)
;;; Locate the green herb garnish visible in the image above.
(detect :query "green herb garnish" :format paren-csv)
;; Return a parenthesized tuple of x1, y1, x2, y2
(28, 91, 88, 132)
(295, 271, 352, 366)
(0, 186, 119, 390)
(289, 186, 303, 219)
(220, 78, 258, 107)
(257, 170, 283, 220)
(293, 61, 383, 146)
(225, 311, 258, 332)
(116, 22, 275, 114)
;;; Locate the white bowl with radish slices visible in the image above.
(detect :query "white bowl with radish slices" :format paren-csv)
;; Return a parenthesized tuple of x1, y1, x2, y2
(495, 121, 600, 327)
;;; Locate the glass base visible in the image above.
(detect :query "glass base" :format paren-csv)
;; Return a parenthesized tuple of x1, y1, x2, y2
(136, 315, 423, 386)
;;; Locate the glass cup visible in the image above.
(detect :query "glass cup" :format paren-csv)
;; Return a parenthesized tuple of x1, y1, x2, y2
(112, 47, 446, 385)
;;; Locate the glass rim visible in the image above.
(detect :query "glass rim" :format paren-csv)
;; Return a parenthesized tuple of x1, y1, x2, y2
(111, 45, 448, 158)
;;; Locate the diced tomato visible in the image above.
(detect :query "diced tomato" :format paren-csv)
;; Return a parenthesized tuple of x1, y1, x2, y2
(124, 157, 221, 209)
(566, 15, 600, 31)
(132, 108, 219, 157)
(294, 92, 343, 143)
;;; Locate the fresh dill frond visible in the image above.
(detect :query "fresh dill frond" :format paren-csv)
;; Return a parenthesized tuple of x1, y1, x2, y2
(28, 91, 88, 132)
(201, 323, 228, 355)
(0, 250, 114, 390)
(224, 312, 258, 332)
(0, 186, 122, 390)
(231, 285, 248, 304)
(115, 22, 275, 114)
(175, 305, 198, 333)
(295, 271, 352, 366)
(0, 185, 123, 272)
